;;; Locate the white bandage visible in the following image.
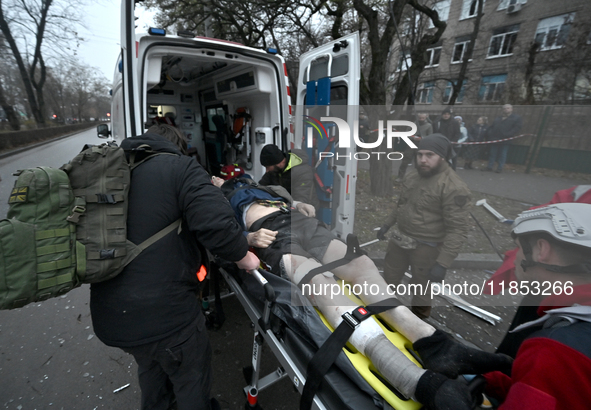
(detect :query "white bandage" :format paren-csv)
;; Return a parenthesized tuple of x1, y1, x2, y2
(292, 259, 323, 285)
(347, 313, 383, 356)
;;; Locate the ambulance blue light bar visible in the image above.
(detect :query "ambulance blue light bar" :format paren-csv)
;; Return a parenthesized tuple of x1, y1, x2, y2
(266, 48, 278, 54)
(148, 27, 166, 36)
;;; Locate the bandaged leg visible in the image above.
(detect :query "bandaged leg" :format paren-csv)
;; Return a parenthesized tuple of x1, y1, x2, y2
(330, 305, 425, 399)
(322, 240, 434, 341)
(321, 240, 513, 378)
(283, 255, 425, 399)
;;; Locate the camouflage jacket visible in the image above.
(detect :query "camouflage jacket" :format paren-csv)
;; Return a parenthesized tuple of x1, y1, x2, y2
(384, 161, 471, 267)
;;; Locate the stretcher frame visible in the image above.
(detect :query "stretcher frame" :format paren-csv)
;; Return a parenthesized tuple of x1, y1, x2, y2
(219, 267, 328, 410)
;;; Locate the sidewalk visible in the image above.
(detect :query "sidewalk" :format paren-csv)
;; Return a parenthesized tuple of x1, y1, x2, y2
(455, 164, 590, 206)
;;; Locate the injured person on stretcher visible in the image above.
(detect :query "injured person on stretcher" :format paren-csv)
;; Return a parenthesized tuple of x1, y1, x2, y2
(212, 175, 512, 409)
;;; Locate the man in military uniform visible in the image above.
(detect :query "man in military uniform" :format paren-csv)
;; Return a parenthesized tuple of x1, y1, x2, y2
(377, 134, 471, 318)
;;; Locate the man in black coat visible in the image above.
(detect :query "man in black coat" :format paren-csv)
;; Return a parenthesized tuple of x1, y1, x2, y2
(90, 124, 259, 410)
(433, 107, 461, 170)
(486, 104, 522, 173)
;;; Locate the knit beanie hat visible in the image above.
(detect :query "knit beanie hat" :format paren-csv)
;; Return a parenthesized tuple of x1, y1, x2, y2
(417, 133, 454, 160)
(260, 144, 286, 167)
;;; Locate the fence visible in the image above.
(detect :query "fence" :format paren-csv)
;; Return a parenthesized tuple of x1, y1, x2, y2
(418, 105, 591, 174)
(0, 123, 98, 153)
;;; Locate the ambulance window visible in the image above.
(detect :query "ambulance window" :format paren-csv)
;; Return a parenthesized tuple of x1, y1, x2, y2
(330, 86, 348, 105)
(303, 55, 349, 84)
(206, 106, 226, 132)
(302, 85, 348, 106)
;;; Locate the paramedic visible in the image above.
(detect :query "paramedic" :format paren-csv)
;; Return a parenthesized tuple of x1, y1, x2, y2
(258, 144, 319, 212)
(484, 203, 591, 409)
(377, 134, 471, 319)
(90, 124, 259, 410)
(214, 175, 512, 408)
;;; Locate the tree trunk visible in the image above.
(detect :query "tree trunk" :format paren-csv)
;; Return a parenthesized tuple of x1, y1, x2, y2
(0, 81, 20, 130)
(523, 42, 539, 105)
(448, 0, 483, 105)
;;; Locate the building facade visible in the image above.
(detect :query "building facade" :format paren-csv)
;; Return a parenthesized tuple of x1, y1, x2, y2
(394, 0, 591, 105)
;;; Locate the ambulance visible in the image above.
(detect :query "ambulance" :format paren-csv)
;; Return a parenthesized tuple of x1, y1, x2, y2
(102, 0, 360, 237)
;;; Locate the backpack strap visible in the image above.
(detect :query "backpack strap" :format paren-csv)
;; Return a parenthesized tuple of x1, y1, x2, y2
(118, 218, 183, 268)
(127, 144, 179, 170)
(136, 218, 182, 252)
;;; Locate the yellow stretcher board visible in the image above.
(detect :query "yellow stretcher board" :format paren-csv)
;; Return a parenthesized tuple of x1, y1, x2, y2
(315, 280, 423, 410)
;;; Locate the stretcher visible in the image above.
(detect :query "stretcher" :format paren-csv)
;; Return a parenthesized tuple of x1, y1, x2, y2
(217, 265, 425, 410)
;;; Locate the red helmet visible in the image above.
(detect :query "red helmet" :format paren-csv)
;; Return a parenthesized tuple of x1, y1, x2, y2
(220, 164, 245, 180)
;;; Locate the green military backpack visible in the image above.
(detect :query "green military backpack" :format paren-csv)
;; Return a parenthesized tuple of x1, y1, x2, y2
(0, 144, 180, 309)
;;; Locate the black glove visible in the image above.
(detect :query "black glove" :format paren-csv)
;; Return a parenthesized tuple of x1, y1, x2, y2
(415, 370, 475, 410)
(376, 225, 390, 240)
(413, 330, 513, 379)
(428, 262, 447, 282)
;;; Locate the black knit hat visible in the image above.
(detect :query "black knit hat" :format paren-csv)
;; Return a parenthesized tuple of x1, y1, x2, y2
(417, 133, 454, 160)
(260, 144, 286, 167)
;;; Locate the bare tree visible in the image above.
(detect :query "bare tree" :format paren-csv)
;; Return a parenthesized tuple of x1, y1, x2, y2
(0, 0, 81, 127)
(447, 0, 483, 105)
(0, 34, 21, 129)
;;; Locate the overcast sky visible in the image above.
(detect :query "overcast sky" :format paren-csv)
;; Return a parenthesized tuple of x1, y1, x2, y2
(75, 0, 156, 81)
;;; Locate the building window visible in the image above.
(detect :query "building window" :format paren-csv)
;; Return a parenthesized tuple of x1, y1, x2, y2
(534, 13, 575, 51)
(452, 39, 472, 64)
(478, 74, 507, 101)
(443, 80, 467, 103)
(460, 0, 485, 20)
(396, 53, 412, 72)
(425, 47, 442, 67)
(429, 0, 451, 28)
(497, 0, 526, 11)
(417, 82, 435, 104)
(488, 25, 519, 57)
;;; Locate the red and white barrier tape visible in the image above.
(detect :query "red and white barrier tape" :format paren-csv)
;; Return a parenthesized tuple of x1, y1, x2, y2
(367, 130, 534, 146)
(453, 134, 534, 145)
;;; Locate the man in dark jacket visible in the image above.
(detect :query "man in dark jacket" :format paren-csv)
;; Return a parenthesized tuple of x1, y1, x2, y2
(258, 144, 319, 213)
(433, 108, 461, 170)
(90, 124, 259, 410)
(485, 104, 522, 173)
(433, 107, 462, 143)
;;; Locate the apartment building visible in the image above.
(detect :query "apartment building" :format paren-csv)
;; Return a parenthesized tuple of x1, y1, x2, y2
(396, 0, 591, 105)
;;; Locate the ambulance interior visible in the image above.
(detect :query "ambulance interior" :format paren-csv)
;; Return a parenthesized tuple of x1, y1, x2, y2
(142, 47, 287, 180)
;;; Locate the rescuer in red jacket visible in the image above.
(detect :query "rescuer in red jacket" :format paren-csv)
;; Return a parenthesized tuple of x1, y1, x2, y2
(484, 203, 591, 410)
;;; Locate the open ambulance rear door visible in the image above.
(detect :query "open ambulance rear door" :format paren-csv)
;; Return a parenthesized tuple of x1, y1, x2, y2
(295, 33, 360, 239)
(119, 0, 142, 138)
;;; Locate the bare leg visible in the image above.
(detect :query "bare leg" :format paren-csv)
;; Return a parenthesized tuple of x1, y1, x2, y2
(321, 239, 435, 342)
(283, 254, 425, 399)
